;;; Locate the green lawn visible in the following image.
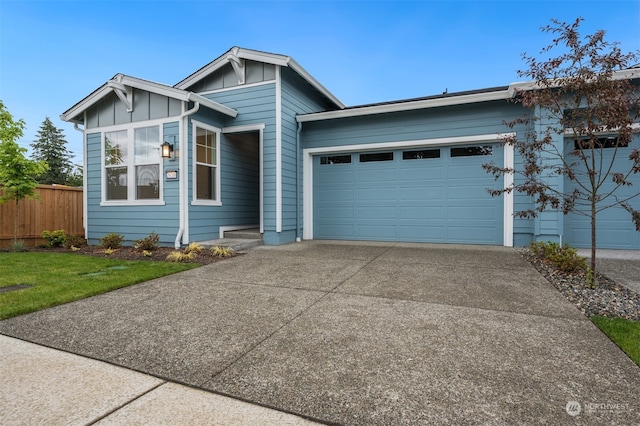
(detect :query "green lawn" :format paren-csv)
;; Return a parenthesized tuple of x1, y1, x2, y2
(0, 252, 199, 320)
(592, 316, 640, 367)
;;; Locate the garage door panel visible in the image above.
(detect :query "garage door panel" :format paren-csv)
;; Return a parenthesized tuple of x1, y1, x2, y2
(356, 224, 397, 239)
(317, 188, 353, 203)
(399, 206, 445, 219)
(357, 187, 397, 201)
(398, 226, 446, 241)
(400, 188, 444, 201)
(313, 145, 503, 244)
(357, 206, 396, 219)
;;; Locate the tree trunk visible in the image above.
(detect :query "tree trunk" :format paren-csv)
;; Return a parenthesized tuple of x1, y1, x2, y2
(13, 199, 18, 243)
(590, 198, 598, 288)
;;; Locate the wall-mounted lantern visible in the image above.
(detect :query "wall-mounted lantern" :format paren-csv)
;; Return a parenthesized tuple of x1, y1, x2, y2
(161, 141, 174, 160)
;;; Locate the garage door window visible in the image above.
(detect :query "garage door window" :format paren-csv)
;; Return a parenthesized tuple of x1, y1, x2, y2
(360, 152, 394, 162)
(320, 155, 351, 164)
(451, 146, 493, 157)
(403, 149, 440, 160)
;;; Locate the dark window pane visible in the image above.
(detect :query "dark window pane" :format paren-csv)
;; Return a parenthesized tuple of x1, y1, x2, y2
(136, 165, 159, 199)
(196, 164, 215, 200)
(574, 137, 624, 150)
(403, 149, 440, 160)
(360, 152, 394, 162)
(106, 167, 127, 200)
(320, 155, 351, 164)
(451, 146, 493, 157)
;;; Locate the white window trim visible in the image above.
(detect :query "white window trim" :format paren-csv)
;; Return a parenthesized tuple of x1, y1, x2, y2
(191, 120, 222, 206)
(302, 133, 515, 246)
(100, 118, 167, 206)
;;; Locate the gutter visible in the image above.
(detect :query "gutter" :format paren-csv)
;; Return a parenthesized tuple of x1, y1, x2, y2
(174, 101, 200, 249)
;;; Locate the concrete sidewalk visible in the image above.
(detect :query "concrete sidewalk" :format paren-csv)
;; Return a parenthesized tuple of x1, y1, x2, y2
(578, 248, 640, 294)
(1, 241, 639, 424)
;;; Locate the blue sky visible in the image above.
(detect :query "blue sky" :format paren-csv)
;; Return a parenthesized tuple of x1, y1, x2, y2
(1, 0, 639, 163)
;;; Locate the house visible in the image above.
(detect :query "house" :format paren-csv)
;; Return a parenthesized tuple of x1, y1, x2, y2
(61, 47, 640, 250)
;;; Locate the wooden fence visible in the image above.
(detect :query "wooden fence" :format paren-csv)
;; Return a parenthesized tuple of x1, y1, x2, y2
(0, 184, 84, 248)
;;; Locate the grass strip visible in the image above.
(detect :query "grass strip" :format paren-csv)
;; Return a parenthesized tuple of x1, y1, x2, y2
(0, 252, 198, 319)
(592, 316, 640, 367)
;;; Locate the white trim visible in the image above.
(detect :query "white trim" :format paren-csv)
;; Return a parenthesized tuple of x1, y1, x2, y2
(191, 120, 222, 205)
(219, 224, 260, 238)
(61, 74, 237, 123)
(222, 124, 265, 234)
(302, 133, 516, 244)
(222, 123, 266, 133)
(297, 90, 510, 123)
(99, 120, 167, 206)
(503, 143, 515, 247)
(304, 133, 513, 155)
(275, 66, 282, 233)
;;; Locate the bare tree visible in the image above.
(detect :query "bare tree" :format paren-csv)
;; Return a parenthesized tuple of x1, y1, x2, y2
(484, 18, 640, 286)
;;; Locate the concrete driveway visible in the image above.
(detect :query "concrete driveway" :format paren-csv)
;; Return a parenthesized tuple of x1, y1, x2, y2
(1, 241, 639, 424)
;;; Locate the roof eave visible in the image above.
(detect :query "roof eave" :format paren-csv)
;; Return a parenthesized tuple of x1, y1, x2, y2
(60, 74, 237, 124)
(296, 89, 511, 123)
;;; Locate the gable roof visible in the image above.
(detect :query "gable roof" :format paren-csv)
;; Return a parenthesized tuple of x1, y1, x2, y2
(61, 74, 237, 124)
(174, 46, 345, 109)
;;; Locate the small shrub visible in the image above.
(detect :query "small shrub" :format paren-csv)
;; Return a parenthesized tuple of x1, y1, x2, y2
(165, 250, 195, 262)
(9, 239, 26, 252)
(100, 233, 124, 249)
(211, 246, 234, 258)
(103, 248, 116, 255)
(529, 241, 587, 273)
(184, 243, 204, 255)
(142, 250, 153, 257)
(133, 232, 160, 252)
(41, 230, 67, 247)
(64, 234, 87, 249)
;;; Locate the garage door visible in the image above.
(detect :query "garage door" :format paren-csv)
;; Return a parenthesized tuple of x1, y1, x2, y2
(313, 144, 504, 244)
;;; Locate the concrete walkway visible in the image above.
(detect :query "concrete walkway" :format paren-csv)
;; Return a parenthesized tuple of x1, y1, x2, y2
(1, 241, 639, 424)
(577, 248, 640, 294)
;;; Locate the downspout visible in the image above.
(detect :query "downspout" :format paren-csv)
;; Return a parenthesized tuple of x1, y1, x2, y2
(296, 121, 302, 242)
(174, 100, 200, 249)
(73, 123, 86, 239)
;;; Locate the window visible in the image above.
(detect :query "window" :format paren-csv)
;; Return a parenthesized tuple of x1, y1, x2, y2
(193, 122, 221, 204)
(403, 149, 440, 160)
(360, 152, 394, 162)
(450, 145, 493, 157)
(320, 155, 351, 164)
(103, 125, 161, 203)
(574, 137, 625, 150)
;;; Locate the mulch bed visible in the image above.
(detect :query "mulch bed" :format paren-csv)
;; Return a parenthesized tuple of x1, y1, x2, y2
(6, 245, 230, 265)
(519, 248, 640, 321)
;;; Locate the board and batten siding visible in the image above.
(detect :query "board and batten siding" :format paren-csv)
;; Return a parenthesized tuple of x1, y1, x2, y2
(183, 83, 276, 242)
(85, 90, 181, 129)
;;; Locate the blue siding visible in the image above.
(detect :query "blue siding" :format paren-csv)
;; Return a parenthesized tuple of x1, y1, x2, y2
(281, 67, 337, 241)
(183, 84, 274, 242)
(563, 135, 640, 249)
(303, 101, 533, 245)
(85, 121, 182, 247)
